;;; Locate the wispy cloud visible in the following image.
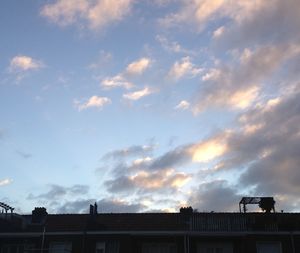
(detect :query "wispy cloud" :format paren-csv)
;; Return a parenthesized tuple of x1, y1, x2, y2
(123, 87, 154, 101)
(126, 58, 151, 75)
(74, 96, 111, 111)
(16, 150, 32, 159)
(9, 55, 44, 72)
(8, 55, 44, 82)
(0, 178, 13, 187)
(88, 50, 113, 70)
(101, 75, 133, 90)
(100, 57, 151, 90)
(41, 0, 134, 30)
(103, 144, 154, 161)
(28, 184, 89, 200)
(174, 100, 190, 110)
(156, 35, 195, 55)
(168, 56, 202, 81)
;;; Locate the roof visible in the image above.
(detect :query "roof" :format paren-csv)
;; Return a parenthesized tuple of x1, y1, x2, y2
(1, 212, 300, 235)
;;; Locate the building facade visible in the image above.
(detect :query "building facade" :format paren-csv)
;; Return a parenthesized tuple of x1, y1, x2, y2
(1, 207, 300, 253)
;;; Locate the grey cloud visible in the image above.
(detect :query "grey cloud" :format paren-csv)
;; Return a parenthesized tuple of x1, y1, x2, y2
(237, 92, 300, 194)
(189, 180, 241, 212)
(216, 0, 300, 49)
(69, 184, 90, 195)
(96, 199, 144, 213)
(16, 150, 32, 159)
(149, 145, 191, 170)
(226, 89, 300, 169)
(28, 184, 89, 200)
(194, 44, 299, 112)
(212, 90, 300, 210)
(105, 176, 135, 193)
(102, 143, 193, 179)
(105, 169, 190, 195)
(56, 198, 144, 213)
(102, 144, 154, 161)
(56, 199, 96, 213)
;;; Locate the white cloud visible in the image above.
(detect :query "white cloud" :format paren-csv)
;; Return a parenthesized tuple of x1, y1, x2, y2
(213, 26, 225, 38)
(175, 100, 190, 110)
(0, 178, 13, 186)
(189, 134, 229, 163)
(123, 87, 154, 101)
(88, 50, 113, 70)
(201, 68, 221, 81)
(41, 0, 133, 30)
(9, 55, 43, 72)
(101, 75, 133, 90)
(156, 35, 194, 55)
(126, 58, 151, 75)
(160, 0, 265, 31)
(168, 56, 202, 81)
(229, 86, 259, 109)
(194, 43, 300, 113)
(74, 96, 111, 111)
(159, 0, 226, 30)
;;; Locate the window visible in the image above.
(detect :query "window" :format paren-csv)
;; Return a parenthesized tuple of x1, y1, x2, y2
(256, 242, 281, 253)
(142, 243, 177, 253)
(96, 242, 105, 253)
(197, 243, 233, 253)
(205, 248, 223, 253)
(49, 242, 72, 253)
(1, 244, 34, 253)
(96, 241, 119, 253)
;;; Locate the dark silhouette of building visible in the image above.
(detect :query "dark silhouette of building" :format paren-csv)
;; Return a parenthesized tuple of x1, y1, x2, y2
(0, 203, 299, 253)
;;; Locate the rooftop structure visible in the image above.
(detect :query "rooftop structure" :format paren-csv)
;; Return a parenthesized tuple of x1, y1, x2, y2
(0, 200, 299, 253)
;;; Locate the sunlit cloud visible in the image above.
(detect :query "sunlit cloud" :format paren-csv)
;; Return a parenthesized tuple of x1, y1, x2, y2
(132, 157, 153, 166)
(74, 95, 111, 111)
(160, 0, 267, 31)
(168, 56, 202, 81)
(101, 75, 133, 90)
(106, 168, 191, 193)
(123, 87, 154, 101)
(229, 86, 259, 109)
(213, 26, 225, 38)
(126, 58, 151, 75)
(174, 100, 190, 110)
(9, 55, 44, 72)
(131, 169, 190, 190)
(189, 136, 228, 163)
(41, 0, 134, 30)
(194, 43, 300, 113)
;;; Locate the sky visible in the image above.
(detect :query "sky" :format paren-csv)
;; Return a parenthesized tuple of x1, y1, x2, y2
(1, 0, 300, 214)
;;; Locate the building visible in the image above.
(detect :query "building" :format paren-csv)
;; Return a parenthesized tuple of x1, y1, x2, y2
(0, 203, 300, 253)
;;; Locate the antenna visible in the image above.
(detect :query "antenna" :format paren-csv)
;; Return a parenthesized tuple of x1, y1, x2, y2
(239, 197, 276, 213)
(0, 202, 14, 214)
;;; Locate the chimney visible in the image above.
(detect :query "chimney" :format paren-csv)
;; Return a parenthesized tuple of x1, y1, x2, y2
(180, 206, 193, 214)
(89, 204, 94, 215)
(94, 202, 98, 214)
(32, 207, 47, 223)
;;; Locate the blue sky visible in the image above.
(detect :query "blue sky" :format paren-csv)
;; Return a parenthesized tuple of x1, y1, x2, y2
(1, 0, 300, 214)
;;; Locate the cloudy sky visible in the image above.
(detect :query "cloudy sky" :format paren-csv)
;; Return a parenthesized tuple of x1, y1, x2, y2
(1, 0, 300, 214)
